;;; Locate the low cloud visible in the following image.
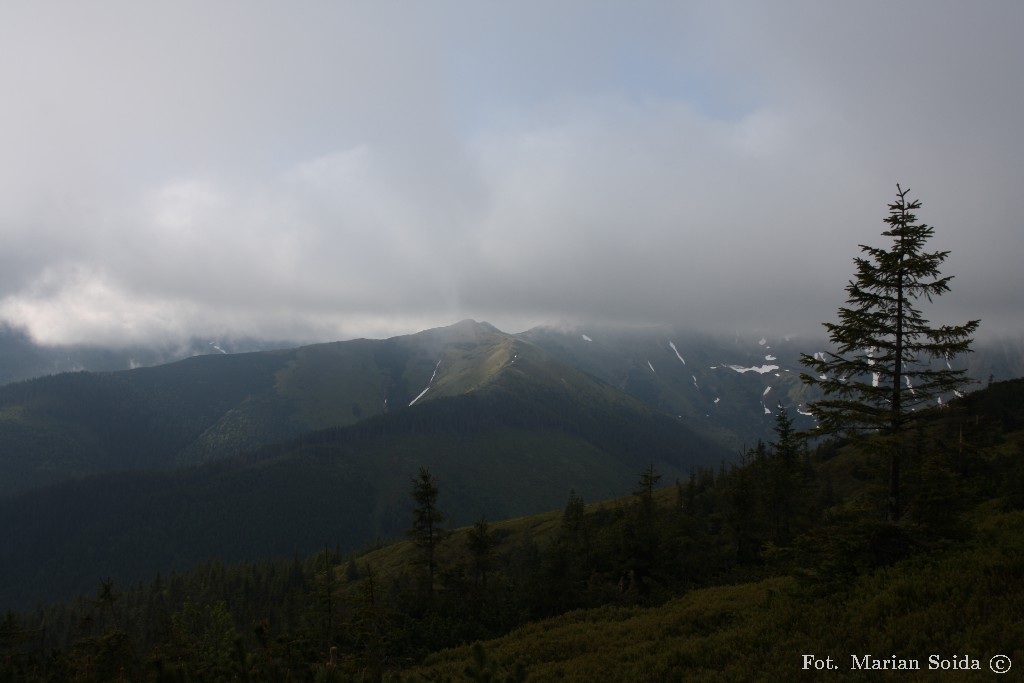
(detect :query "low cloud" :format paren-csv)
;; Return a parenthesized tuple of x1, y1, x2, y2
(1, 2, 1020, 346)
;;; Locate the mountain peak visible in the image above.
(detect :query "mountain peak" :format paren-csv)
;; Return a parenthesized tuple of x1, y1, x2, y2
(409, 319, 506, 347)
(448, 319, 500, 333)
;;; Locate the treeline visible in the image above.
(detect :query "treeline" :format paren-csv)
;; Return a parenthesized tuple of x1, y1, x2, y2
(0, 407, 821, 681)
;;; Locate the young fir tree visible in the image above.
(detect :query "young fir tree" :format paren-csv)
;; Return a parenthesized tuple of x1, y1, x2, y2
(465, 517, 495, 587)
(800, 184, 979, 522)
(625, 465, 664, 596)
(766, 404, 816, 545)
(407, 467, 446, 588)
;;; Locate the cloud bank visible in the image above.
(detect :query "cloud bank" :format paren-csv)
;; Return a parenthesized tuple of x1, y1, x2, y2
(1, 2, 1021, 346)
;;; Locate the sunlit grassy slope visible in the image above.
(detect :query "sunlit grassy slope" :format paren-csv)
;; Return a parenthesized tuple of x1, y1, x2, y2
(402, 499, 1024, 682)
(410, 505, 1023, 683)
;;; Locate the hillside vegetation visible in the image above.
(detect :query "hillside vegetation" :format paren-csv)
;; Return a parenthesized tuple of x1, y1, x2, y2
(4, 378, 1022, 681)
(5, 319, 1020, 502)
(0, 320, 734, 502)
(0, 328, 728, 611)
(412, 510, 1023, 682)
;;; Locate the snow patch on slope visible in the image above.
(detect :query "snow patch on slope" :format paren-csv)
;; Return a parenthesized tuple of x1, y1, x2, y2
(726, 364, 780, 375)
(669, 341, 686, 365)
(409, 359, 442, 406)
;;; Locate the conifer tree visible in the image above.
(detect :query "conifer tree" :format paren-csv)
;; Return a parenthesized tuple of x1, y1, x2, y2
(625, 465, 664, 597)
(766, 404, 813, 544)
(561, 489, 586, 537)
(800, 184, 979, 522)
(466, 517, 495, 587)
(314, 546, 338, 650)
(407, 467, 446, 588)
(634, 464, 662, 513)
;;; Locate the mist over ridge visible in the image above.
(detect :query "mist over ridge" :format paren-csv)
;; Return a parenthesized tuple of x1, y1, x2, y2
(1, 3, 1022, 347)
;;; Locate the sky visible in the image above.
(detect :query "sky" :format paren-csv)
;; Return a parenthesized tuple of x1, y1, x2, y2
(1, 1, 1021, 347)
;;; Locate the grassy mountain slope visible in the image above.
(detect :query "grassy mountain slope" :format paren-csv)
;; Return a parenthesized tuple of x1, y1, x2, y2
(0, 351, 290, 496)
(519, 323, 1021, 453)
(410, 508, 1024, 682)
(0, 330, 729, 611)
(519, 324, 821, 450)
(3, 319, 1017, 500)
(400, 380, 1024, 681)
(0, 320, 592, 498)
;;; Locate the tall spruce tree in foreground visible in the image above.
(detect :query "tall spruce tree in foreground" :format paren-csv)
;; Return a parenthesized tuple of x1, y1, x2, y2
(800, 184, 979, 522)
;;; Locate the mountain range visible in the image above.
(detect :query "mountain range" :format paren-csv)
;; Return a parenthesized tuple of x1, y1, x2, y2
(0, 320, 727, 609)
(0, 318, 1020, 610)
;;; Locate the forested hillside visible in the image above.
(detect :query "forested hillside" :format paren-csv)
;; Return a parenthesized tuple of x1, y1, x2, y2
(4, 378, 1022, 681)
(5, 319, 1022, 502)
(0, 335, 728, 612)
(0, 351, 290, 496)
(0, 321, 587, 497)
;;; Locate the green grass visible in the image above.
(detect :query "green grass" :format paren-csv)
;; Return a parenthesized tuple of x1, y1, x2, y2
(406, 512, 1024, 681)
(274, 340, 389, 431)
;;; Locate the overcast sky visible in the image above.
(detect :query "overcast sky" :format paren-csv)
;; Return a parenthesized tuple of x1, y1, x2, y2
(1, 1, 1021, 347)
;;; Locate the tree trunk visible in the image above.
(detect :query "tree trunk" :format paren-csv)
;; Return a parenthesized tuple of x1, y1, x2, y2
(888, 448, 900, 522)
(889, 220, 907, 523)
